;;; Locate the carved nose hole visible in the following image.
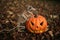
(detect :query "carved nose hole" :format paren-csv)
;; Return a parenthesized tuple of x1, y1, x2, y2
(37, 26, 38, 28)
(40, 22, 43, 26)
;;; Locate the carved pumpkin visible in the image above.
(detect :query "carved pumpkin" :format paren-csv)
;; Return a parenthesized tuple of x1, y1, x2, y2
(26, 15, 48, 34)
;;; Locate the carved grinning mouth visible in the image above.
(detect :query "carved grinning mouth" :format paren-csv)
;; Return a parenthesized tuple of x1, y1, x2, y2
(29, 26, 43, 33)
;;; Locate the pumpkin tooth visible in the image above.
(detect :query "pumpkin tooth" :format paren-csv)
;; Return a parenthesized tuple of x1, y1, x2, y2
(35, 31, 40, 33)
(40, 30, 43, 33)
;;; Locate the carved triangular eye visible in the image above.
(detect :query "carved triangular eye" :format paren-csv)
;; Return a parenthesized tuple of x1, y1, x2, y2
(31, 22, 34, 25)
(40, 22, 43, 26)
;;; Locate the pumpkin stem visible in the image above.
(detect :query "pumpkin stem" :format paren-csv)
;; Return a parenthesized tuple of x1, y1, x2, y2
(34, 14, 38, 18)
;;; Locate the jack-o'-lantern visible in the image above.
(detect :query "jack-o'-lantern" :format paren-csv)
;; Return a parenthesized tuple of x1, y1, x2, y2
(26, 15, 48, 34)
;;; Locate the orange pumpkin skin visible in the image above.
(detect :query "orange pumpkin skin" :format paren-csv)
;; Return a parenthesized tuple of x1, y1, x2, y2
(26, 15, 48, 34)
